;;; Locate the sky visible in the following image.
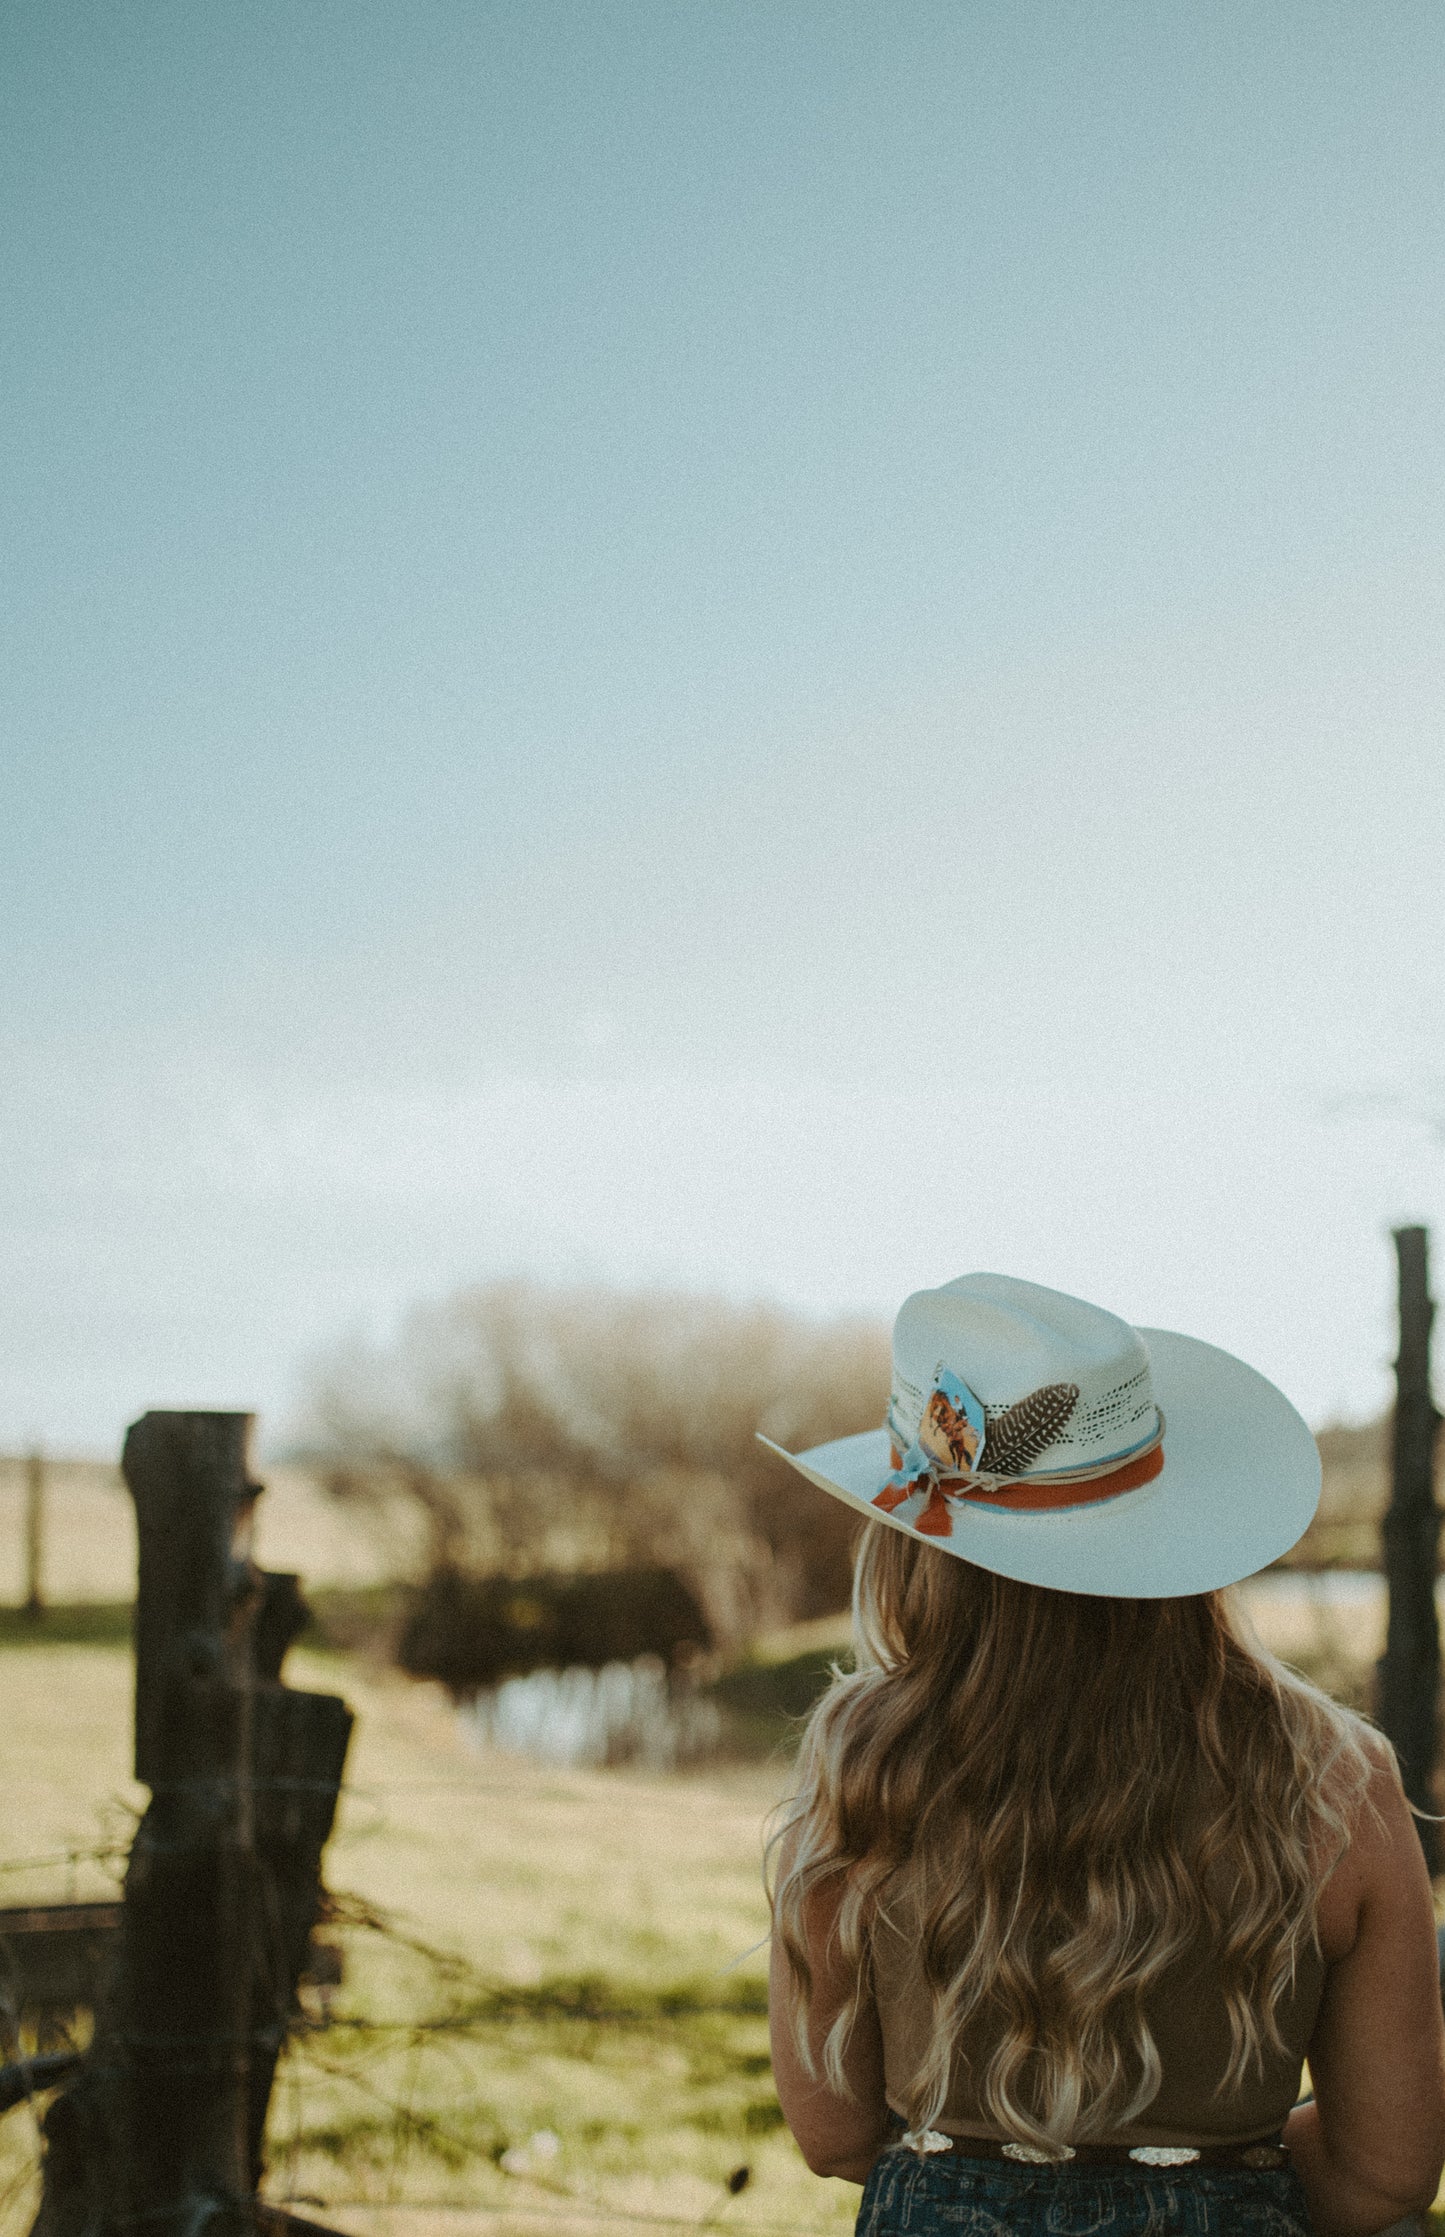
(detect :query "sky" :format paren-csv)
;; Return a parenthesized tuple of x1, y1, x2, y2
(3, 1, 1444, 1454)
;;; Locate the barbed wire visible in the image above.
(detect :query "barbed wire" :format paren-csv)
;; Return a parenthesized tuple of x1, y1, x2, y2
(0, 1758, 781, 2237)
(0, 1755, 779, 1886)
(0, 1844, 127, 1881)
(0, 1875, 783, 2237)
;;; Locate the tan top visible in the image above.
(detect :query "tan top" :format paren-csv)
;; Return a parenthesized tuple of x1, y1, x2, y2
(872, 1895, 1324, 2148)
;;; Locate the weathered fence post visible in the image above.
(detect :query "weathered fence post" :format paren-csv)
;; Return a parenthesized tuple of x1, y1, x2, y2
(23, 1447, 45, 1618)
(31, 1412, 354, 2237)
(1376, 1226, 1442, 1873)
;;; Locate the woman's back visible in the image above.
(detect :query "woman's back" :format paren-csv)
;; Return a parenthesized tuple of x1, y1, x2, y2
(771, 1556, 1445, 2231)
(765, 1273, 1445, 2232)
(871, 1882, 1326, 2149)
(774, 1531, 1377, 2156)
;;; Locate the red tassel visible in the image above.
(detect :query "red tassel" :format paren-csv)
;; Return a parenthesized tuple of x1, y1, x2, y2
(915, 1485, 954, 1536)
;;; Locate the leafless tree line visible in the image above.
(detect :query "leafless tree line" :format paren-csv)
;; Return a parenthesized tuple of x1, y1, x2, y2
(304, 1281, 891, 1644)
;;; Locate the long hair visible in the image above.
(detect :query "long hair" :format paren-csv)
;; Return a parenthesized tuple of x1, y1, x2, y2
(769, 1521, 1375, 2154)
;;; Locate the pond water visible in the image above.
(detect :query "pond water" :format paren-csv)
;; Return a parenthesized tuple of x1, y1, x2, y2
(460, 1655, 723, 1771)
(462, 1573, 1422, 1772)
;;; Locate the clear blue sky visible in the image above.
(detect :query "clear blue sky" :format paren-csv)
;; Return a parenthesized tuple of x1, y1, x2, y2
(3, 1, 1444, 1451)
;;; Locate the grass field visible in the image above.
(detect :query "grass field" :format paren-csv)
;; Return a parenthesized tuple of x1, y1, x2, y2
(0, 1637, 856, 2237)
(0, 1494, 1418, 2237)
(0, 1458, 426, 1604)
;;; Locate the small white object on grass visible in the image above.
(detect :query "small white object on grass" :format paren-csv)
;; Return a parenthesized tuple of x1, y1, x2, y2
(500, 2130, 563, 2176)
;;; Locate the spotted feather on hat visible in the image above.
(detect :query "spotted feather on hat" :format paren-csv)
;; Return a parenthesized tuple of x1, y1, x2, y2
(982, 1382, 1080, 1479)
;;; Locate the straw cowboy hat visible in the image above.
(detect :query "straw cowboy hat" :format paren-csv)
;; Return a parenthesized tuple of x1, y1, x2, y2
(759, 1273, 1319, 1598)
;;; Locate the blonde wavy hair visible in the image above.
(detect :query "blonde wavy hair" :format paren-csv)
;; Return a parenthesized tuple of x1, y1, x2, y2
(769, 1520, 1376, 2155)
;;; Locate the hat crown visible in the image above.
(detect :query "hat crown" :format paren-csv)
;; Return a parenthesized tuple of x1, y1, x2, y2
(888, 1273, 1158, 1477)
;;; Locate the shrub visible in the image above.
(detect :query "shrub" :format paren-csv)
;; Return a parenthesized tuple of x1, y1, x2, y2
(397, 1566, 713, 1693)
(302, 1282, 888, 1643)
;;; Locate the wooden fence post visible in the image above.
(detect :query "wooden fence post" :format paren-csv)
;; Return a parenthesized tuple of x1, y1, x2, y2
(1376, 1227, 1443, 1874)
(31, 1412, 353, 2237)
(23, 1448, 44, 1618)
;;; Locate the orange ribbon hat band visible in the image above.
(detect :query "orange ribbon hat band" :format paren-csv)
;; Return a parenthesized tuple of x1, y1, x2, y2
(880, 1437, 1165, 1536)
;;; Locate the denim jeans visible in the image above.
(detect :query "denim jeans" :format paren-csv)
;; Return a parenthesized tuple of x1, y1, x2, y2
(855, 2137, 1316, 2237)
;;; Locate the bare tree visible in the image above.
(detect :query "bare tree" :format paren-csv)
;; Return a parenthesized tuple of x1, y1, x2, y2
(303, 1282, 890, 1641)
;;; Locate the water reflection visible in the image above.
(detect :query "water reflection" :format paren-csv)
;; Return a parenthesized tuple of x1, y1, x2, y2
(461, 1655, 723, 1772)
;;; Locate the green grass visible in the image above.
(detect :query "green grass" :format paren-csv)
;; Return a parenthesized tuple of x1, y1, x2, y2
(0, 1642, 857, 2237)
(303, 1581, 410, 1658)
(2, 1605, 1420, 2237)
(0, 1601, 133, 1647)
(273, 1947, 790, 2208)
(710, 1646, 850, 1757)
(0, 1589, 406, 1660)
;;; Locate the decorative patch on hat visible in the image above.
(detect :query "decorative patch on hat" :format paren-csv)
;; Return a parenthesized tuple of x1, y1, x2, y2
(873, 1372, 1081, 1535)
(919, 1369, 987, 1474)
(874, 1367, 986, 1524)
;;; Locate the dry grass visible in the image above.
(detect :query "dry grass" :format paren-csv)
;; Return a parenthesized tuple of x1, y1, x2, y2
(1285, 1418, 1391, 1571)
(0, 1641, 855, 2237)
(1237, 1574, 1385, 1711)
(0, 1458, 424, 1604)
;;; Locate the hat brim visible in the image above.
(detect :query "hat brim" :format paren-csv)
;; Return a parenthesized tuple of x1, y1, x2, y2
(758, 1330, 1320, 1599)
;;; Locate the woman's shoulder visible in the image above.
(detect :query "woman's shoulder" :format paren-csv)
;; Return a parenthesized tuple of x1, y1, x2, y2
(1314, 1721, 1417, 1965)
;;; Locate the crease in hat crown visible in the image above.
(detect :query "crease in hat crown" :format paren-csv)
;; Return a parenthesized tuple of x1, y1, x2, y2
(887, 1273, 1161, 1481)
